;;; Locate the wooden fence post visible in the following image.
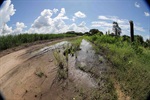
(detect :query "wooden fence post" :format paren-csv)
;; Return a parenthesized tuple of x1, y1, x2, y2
(129, 20, 134, 42)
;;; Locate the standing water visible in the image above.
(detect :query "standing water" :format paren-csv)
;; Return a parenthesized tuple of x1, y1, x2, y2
(68, 39, 108, 88)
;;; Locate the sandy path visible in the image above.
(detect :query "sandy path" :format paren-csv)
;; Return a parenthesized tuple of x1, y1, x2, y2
(0, 41, 58, 100)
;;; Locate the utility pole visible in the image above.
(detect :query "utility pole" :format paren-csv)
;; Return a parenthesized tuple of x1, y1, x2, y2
(129, 20, 134, 42)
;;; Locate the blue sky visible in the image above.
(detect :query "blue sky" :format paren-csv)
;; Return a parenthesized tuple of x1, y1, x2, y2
(0, 0, 150, 40)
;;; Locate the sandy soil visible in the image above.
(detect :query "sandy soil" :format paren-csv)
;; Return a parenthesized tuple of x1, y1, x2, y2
(0, 37, 84, 100)
(0, 41, 59, 100)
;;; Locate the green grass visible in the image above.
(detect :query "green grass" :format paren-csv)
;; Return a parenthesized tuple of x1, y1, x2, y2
(0, 33, 76, 51)
(63, 37, 82, 57)
(53, 37, 82, 81)
(53, 50, 68, 81)
(85, 35, 150, 100)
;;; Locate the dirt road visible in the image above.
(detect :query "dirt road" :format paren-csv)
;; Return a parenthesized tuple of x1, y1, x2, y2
(0, 38, 74, 100)
(0, 38, 128, 100)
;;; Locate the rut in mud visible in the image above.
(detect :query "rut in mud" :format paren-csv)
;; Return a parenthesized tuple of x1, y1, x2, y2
(0, 38, 117, 100)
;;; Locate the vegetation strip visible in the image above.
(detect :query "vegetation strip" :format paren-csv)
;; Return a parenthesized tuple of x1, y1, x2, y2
(0, 33, 77, 51)
(85, 34, 150, 100)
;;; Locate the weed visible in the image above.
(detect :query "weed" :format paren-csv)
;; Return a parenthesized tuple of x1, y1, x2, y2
(35, 72, 44, 78)
(53, 50, 68, 81)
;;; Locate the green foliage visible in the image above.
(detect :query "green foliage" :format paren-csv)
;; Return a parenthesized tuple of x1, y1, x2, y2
(86, 35, 150, 100)
(0, 33, 76, 51)
(89, 29, 103, 36)
(122, 35, 130, 42)
(134, 35, 144, 45)
(53, 50, 68, 81)
(89, 35, 121, 44)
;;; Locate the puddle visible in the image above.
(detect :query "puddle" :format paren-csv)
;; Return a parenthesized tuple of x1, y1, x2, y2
(32, 41, 70, 56)
(31, 39, 108, 88)
(68, 39, 108, 88)
(76, 39, 107, 71)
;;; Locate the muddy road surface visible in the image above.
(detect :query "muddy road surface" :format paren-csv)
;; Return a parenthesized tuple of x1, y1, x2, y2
(0, 38, 116, 100)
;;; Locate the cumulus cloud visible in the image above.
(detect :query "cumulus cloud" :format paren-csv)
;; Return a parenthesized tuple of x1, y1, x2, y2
(0, 0, 16, 33)
(144, 12, 150, 17)
(68, 22, 89, 32)
(30, 8, 67, 33)
(31, 9, 53, 28)
(0, 0, 16, 35)
(0, 0, 26, 35)
(74, 11, 86, 18)
(31, 8, 69, 29)
(56, 8, 68, 19)
(13, 22, 27, 34)
(71, 11, 86, 22)
(29, 8, 88, 33)
(41, 9, 53, 17)
(0, 22, 27, 35)
(135, 2, 140, 8)
(0, 24, 12, 35)
(53, 8, 58, 14)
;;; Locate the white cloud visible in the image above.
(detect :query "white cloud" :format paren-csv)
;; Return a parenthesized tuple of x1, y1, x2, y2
(30, 8, 68, 33)
(98, 16, 128, 24)
(53, 8, 58, 14)
(72, 16, 76, 22)
(31, 9, 53, 28)
(29, 8, 88, 33)
(41, 9, 53, 17)
(98, 16, 109, 20)
(134, 25, 145, 32)
(91, 21, 112, 27)
(68, 22, 89, 32)
(144, 12, 150, 17)
(56, 8, 68, 20)
(135, 2, 140, 8)
(0, 0, 26, 35)
(71, 11, 86, 22)
(0, 24, 12, 35)
(78, 21, 86, 27)
(74, 11, 86, 18)
(92, 15, 146, 37)
(16, 22, 27, 29)
(0, 22, 27, 35)
(13, 22, 27, 34)
(91, 21, 113, 34)
(0, 0, 16, 31)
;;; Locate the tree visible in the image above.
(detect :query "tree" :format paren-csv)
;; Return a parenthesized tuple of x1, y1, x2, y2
(89, 29, 103, 36)
(112, 22, 121, 36)
(122, 35, 130, 42)
(89, 29, 100, 35)
(134, 35, 144, 45)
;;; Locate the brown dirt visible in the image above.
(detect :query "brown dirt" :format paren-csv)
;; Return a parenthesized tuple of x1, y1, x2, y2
(114, 81, 130, 100)
(0, 37, 80, 100)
